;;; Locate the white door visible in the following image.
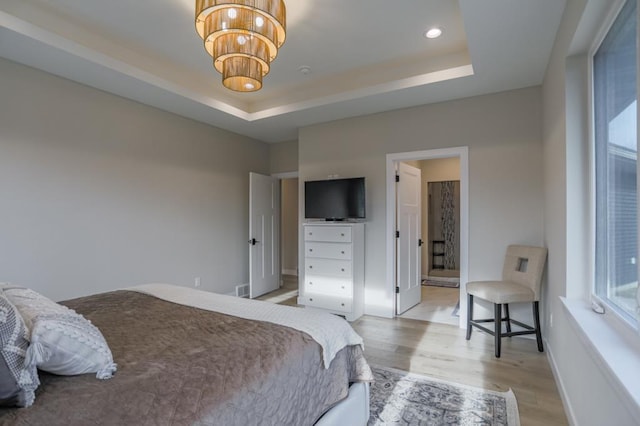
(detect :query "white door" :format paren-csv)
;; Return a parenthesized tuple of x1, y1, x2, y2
(396, 162, 422, 314)
(249, 172, 280, 298)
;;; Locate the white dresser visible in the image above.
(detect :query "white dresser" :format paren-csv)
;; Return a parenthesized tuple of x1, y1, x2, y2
(298, 222, 364, 321)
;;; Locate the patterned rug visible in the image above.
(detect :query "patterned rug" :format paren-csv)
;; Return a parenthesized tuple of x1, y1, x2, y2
(369, 366, 520, 426)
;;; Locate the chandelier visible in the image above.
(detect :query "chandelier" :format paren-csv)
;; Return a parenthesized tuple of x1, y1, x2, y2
(195, 0, 286, 92)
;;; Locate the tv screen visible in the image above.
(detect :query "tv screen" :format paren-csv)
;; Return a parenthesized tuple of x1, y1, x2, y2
(304, 177, 365, 220)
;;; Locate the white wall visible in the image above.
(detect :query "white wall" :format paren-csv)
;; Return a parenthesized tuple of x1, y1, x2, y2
(0, 58, 270, 301)
(542, 0, 638, 424)
(299, 87, 544, 318)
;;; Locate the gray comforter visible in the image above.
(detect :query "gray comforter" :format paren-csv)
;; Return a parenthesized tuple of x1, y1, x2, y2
(0, 290, 372, 425)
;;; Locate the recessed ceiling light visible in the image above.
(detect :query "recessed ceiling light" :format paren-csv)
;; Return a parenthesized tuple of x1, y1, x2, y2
(425, 27, 442, 39)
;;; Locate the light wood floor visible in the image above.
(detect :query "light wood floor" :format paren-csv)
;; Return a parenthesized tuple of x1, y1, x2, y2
(400, 285, 460, 325)
(351, 316, 568, 426)
(259, 276, 568, 425)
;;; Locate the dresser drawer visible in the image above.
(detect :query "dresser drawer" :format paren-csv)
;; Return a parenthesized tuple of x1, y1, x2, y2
(305, 242, 352, 260)
(301, 293, 352, 313)
(304, 226, 352, 243)
(305, 276, 352, 296)
(305, 258, 352, 277)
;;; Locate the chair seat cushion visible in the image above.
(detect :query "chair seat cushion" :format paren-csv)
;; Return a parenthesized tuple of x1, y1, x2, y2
(466, 281, 535, 304)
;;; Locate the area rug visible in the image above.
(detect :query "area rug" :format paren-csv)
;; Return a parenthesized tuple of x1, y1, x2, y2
(369, 365, 520, 426)
(422, 279, 460, 288)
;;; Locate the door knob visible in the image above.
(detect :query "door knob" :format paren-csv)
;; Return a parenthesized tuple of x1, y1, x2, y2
(248, 238, 259, 245)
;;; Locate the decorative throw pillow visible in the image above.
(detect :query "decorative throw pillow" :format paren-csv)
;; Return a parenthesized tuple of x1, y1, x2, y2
(0, 293, 40, 407)
(3, 287, 117, 380)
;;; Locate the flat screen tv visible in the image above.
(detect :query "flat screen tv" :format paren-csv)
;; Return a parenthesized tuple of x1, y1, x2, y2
(304, 177, 365, 220)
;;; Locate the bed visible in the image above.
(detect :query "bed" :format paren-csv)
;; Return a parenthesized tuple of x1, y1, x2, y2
(0, 284, 373, 425)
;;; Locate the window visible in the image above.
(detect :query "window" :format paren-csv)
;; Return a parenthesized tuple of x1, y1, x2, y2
(594, 0, 639, 326)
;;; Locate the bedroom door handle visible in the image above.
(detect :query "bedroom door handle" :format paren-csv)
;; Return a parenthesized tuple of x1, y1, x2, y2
(418, 239, 424, 247)
(249, 238, 259, 245)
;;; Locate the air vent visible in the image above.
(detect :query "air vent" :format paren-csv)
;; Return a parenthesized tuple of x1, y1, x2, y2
(235, 284, 250, 298)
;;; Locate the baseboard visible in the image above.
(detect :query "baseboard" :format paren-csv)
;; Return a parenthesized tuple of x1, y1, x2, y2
(365, 304, 394, 318)
(282, 269, 298, 276)
(545, 340, 578, 426)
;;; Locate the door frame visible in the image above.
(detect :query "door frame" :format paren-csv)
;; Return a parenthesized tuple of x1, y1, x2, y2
(385, 147, 469, 327)
(272, 171, 299, 281)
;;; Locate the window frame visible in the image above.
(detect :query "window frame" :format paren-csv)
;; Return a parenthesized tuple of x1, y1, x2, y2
(589, 0, 640, 332)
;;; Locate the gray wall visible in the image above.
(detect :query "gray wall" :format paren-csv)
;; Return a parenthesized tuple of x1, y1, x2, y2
(270, 140, 298, 174)
(0, 58, 270, 301)
(299, 86, 544, 318)
(542, 0, 637, 424)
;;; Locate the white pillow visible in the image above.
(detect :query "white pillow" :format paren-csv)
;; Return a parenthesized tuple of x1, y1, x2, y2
(3, 287, 116, 379)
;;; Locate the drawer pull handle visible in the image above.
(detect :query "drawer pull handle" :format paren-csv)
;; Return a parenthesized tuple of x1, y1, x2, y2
(309, 282, 313, 285)
(341, 303, 345, 306)
(309, 298, 313, 302)
(340, 233, 344, 237)
(341, 251, 345, 254)
(309, 249, 313, 252)
(341, 268, 345, 272)
(341, 286, 345, 289)
(309, 265, 313, 269)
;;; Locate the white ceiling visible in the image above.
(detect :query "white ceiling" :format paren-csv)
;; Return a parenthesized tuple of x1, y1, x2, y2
(0, 0, 566, 143)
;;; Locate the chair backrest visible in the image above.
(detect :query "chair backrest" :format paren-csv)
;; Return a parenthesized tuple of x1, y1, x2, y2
(501, 245, 548, 300)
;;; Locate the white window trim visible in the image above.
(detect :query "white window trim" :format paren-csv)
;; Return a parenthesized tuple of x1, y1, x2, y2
(588, 0, 640, 333)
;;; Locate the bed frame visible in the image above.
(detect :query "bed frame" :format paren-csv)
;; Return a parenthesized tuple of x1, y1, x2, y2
(315, 382, 370, 425)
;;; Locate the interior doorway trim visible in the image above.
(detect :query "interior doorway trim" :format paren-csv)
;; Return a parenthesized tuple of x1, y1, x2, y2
(272, 171, 299, 179)
(271, 171, 299, 280)
(385, 147, 469, 327)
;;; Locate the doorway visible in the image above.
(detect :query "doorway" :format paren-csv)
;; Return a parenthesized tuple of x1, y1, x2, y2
(279, 176, 299, 300)
(386, 147, 469, 327)
(407, 160, 461, 325)
(252, 172, 299, 304)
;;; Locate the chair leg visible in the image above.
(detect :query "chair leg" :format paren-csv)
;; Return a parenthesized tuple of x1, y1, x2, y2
(494, 303, 502, 358)
(466, 294, 473, 340)
(504, 304, 511, 334)
(533, 301, 544, 352)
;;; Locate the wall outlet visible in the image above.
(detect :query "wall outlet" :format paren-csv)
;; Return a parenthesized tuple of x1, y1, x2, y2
(194, 277, 201, 287)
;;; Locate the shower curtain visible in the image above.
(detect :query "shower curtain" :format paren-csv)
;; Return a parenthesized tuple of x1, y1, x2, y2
(440, 181, 457, 270)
